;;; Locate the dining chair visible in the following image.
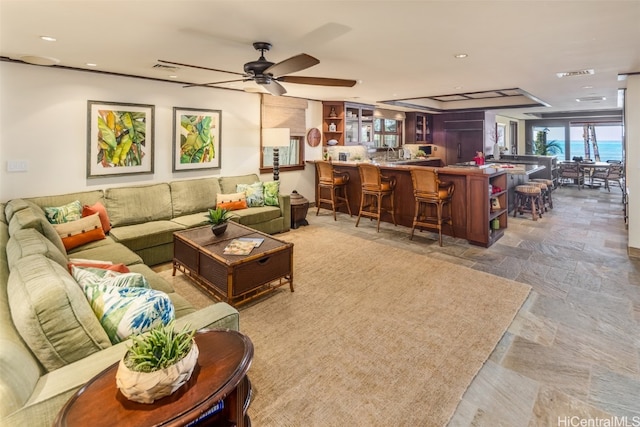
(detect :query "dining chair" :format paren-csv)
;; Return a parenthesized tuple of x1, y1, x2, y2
(592, 164, 624, 192)
(409, 167, 454, 246)
(355, 163, 396, 232)
(558, 162, 584, 189)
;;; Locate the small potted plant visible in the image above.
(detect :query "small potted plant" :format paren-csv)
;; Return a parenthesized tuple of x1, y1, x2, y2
(206, 207, 233, 236)
(115, 322, 199, 404)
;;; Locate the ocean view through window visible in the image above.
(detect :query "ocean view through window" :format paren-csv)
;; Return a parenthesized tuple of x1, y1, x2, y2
(531, 124, 623, 162)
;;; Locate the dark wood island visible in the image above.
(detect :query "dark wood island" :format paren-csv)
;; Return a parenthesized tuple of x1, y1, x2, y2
(313, 161, 508, 247)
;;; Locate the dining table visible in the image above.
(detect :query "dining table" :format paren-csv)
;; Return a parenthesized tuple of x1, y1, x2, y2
(559, 161, 612, 188)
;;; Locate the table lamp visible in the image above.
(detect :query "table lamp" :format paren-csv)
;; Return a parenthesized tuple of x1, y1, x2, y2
(262, 128, 290, 181)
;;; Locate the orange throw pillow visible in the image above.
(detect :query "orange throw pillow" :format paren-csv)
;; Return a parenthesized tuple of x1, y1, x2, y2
(53, 213, 106, 251)
(216, 192, 248, 211)
(82, 202, 111, 233)
(67, 262, 130, 274)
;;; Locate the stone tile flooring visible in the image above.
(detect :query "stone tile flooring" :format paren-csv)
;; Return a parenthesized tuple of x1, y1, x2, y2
(310, 185, 639, 426)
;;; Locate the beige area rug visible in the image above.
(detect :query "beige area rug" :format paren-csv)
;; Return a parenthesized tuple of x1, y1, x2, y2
(161, 226, 531, 427)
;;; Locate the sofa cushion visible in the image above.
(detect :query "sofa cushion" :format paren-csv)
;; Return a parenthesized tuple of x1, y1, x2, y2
(237, 182, 264, 207)
(170, 177, 220, 217)
(219, 174, 261, 194)
(127, 264, 175, 294)
(171, 212, 210, 229)
(108, 220, 185, 251)
(6, 228, 68, 269)
(53, 213, 106, 251)
(229, 205, 282, 226)
(8, 255, 112, 371)
(26, 190, 105, 213)
(44, 200, 82, 224)
(216, 192, 248, 211)
(69, 241, 144, 266)
(5, 199, 44, 223)
(8, 207, 67, 256)
(105, 183, 173, 227)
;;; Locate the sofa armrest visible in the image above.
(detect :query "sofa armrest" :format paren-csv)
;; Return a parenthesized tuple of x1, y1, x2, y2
(278, 193, 291, 233)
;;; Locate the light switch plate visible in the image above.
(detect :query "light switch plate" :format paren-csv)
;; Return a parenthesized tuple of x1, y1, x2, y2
(7, 160, 29, 172)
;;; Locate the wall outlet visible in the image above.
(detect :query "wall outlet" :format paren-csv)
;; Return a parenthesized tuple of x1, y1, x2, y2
(7, 160, 29, 172)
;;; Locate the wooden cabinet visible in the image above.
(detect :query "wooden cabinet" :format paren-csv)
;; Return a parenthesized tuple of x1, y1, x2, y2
(405, 112, 432, 144)
(466, 171, 508, 247)
(322, 101, 374, 146)
(433, 111, 496, 166)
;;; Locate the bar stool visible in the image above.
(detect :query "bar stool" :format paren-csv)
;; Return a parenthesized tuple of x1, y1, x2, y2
(409, 167, 454, 246)
(529, 179, 554, 209)
(514, 185, 543, 221)
(355, 163, 397, 232)
(315, 160, 352, 221)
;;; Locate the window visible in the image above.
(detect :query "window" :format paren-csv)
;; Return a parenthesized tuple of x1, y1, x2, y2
(569, 124, 623, 162)
(260, 95, 306, 174)
(373, 118, 402, 148)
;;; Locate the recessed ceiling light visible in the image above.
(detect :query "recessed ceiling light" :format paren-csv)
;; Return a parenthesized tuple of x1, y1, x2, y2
(19, 55, 59, 66)
(454, 86, 463, 90)
(86, 63, 97, 67)
(169, 75, 177, 79)
(454, 54, 468, 59)
(556, 69, 594, 78)
(40, 35, 56, 42)
(582, 85, 593, 89)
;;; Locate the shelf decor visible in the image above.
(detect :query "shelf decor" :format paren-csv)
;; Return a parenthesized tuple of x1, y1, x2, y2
(173, 107, 222, 171)
(87, 101, 154, 178)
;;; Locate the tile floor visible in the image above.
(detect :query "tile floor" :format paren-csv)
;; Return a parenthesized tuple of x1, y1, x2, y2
(310, 184, 639, 426)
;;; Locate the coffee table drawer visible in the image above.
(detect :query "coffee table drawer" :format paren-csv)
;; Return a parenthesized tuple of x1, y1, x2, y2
(233, 248, 292, 296)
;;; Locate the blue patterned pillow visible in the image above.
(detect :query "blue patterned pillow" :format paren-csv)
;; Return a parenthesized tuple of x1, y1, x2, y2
(83, 284, 175, 344)
(71, 266, 174, 344)
(237, 182, 264, 207)
(44, 200, 82, 224)
(263, 181, 280, 206)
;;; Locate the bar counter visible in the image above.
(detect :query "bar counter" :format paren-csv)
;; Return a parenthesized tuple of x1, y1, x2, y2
(312, 160, 509, 247)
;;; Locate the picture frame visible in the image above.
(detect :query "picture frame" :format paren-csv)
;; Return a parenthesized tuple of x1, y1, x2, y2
(87, 101, 154, 178)
(497, 123, 506, 146)
(491, 197, 501, 211)
(173, 107, 222, 171)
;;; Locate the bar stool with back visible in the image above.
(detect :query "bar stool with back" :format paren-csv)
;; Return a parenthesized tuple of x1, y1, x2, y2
(409, 167, 455, 246)
(355, 163, 397, 232)
(315, 160, 352, 220)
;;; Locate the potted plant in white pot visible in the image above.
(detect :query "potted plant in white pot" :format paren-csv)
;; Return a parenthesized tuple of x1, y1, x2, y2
(116, 322, 199, 404)
(206, 207, 234, 236)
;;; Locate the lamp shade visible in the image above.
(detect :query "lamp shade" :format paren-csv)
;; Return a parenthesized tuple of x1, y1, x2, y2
(262, 128, 290, 147)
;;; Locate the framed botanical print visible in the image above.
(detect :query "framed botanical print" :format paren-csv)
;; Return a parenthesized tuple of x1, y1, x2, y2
(173, 107, 222, 171)
(87, 101, 154, 178)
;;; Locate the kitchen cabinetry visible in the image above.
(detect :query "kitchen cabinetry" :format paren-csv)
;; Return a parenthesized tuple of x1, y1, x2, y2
(466, 170, 508, 247)
(405, 112, 432, 143)
(433, 111, 496, 165)
(322, 101, 374, 146)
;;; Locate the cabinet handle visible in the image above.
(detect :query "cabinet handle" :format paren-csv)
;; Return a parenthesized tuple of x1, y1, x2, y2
(457, 143, 461, 158)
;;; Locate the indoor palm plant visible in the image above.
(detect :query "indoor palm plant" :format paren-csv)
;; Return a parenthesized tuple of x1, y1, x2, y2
(115, 321, 199, 404)
(534, 130, 563, 156)
(206, 206, 233, 236)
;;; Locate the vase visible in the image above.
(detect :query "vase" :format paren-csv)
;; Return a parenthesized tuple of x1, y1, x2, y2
(115, 341, 199, 404)
(211, 223, 227, 236)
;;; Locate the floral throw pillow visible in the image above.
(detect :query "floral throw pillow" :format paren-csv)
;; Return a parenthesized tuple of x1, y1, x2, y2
(45, 200, 82, 224)
(263, 181, 280, 207)
(237, 182, 264, 207)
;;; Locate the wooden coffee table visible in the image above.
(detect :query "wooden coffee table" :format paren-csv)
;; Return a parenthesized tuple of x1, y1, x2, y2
(173, 222, 294, 307)
(55, 329, 254, 427)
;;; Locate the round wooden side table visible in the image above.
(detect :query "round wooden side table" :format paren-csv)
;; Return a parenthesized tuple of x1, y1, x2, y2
(55, 329, 253, 427)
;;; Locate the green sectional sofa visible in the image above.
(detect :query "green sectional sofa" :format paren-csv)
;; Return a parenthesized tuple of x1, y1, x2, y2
(0, 174, 289, 426)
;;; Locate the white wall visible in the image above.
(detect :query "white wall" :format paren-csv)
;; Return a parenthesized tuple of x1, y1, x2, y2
(0, 62, 322, 202)
(626, 75, 640, 252)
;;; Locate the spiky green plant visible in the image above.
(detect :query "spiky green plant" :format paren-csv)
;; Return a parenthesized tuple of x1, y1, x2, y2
(124, 322, 195, 373)
(206, 207, 233, 225)
(533, 131, 563, 155)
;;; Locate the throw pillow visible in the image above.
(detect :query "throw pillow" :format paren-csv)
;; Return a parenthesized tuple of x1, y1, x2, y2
(53, 212, 106, 251)
(44, 200, 82, 224)
(237, 182, 265, 207)
(67, 260, 130, 274)
(82, 202, 111, 233)
(216, 192, 248, 211)
(71, 266, 149, 289)
(263, 181, 280, 206)
(83, 284, 175, 344)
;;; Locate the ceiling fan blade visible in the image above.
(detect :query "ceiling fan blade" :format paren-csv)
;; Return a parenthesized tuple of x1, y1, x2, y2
(264, 54, 319, 78)
(260, 81, 287, 96)
(183, 78, 247, 88)
(277, 75, 357, 87)
(158, 59, 244, 76)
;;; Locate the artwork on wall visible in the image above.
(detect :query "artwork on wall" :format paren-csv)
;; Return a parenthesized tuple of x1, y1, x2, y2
(497, 123, 506, 146)
(87, 101, 154, 178)
(173, 107, 222, 171)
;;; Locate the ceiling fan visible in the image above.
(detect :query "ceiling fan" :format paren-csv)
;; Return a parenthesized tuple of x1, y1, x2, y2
(158, 42, 357, 96)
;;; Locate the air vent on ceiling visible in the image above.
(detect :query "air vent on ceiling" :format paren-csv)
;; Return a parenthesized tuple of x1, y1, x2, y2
(153, 63, 179, 70)
(556, 69, 594, 78)
(576, 96, 606, 102)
